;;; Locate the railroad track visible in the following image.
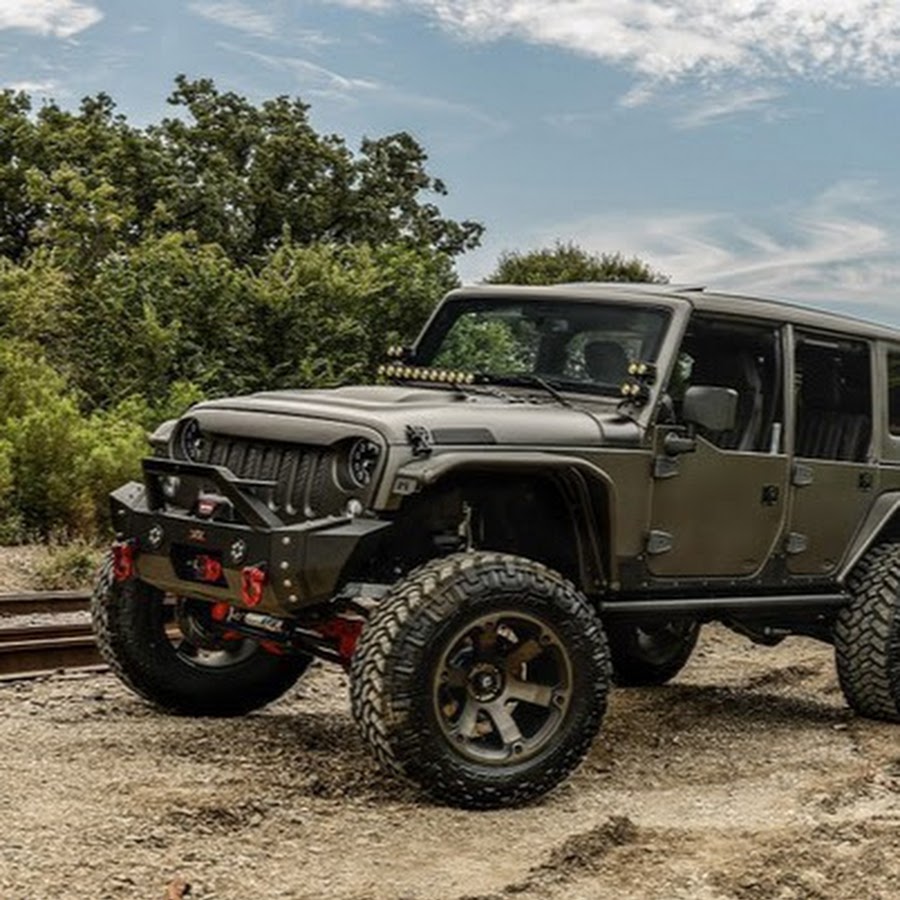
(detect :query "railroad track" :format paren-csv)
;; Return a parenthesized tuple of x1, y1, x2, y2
(0, 590, 102, 678)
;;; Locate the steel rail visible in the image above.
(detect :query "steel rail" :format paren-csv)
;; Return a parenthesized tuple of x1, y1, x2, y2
(0, 590, 100, 678)
(0, 590, 91, 616)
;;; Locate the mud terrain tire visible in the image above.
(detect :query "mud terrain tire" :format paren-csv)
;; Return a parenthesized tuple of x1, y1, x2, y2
(350, 552, 610, 809)
(607, 621, 700, 686)
(91, 554, 312, 716)
(835, 542, 900, 722)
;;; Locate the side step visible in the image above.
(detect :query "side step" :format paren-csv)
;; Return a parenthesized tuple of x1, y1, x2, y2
(599, 593, 848, 620)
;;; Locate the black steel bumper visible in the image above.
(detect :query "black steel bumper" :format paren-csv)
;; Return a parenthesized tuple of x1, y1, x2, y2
(110, 458, 391, 615)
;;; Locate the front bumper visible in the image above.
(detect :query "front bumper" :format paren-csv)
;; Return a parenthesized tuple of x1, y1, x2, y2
(111, 458, 391, 616)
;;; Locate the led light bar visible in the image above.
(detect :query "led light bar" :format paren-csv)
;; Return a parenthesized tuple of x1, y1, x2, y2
(377, 364, 476, 385)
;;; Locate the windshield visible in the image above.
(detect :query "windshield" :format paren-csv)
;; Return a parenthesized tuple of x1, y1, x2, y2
(415, 298, 671, 396)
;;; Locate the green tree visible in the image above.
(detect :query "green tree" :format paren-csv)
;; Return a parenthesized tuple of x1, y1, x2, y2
(0, 78, 474, 538)
(71, 233, 258, 406)
(0, 78, 482, 275)
(252, 242, 457, 388)
(153, 77, 483, 264)
(486, 241, 667, 285)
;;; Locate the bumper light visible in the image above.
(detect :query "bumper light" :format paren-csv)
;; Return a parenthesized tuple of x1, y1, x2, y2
(241, 565, 267, 607)
(112, 540, 137, 582)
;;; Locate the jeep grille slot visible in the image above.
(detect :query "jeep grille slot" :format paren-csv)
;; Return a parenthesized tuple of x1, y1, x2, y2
(196, 434, 344, 522)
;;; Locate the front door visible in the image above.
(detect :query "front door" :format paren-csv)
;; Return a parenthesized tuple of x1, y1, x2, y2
(648, 314, 789, 578)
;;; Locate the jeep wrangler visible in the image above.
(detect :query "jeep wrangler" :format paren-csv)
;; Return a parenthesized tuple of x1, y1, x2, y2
(92, 283, 900, 808)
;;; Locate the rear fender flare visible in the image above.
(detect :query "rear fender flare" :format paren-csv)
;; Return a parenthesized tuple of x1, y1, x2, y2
(839, 491, 900, 582)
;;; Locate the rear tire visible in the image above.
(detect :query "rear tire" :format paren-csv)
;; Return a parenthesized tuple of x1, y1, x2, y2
(350, 552, 611, 809)
(607, 620, 700, 686)
(91, 553, 312, 716)
(835, 542, 900, 722)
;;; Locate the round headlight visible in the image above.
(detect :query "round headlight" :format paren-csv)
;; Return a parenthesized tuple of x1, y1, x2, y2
(179, 418, 204, 462)
(347, 439, 381, 488)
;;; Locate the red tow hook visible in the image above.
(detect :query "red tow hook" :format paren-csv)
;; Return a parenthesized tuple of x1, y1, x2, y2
(112, 539, 138, 582)
(240, 565, 267, 607)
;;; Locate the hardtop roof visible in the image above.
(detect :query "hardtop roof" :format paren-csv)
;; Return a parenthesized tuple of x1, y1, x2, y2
(451, 283, 900, 343)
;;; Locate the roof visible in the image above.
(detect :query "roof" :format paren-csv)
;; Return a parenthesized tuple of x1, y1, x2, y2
(452, 283, 900, 343)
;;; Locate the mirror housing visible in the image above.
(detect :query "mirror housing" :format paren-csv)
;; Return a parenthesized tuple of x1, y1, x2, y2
(683, 385, 738, 433)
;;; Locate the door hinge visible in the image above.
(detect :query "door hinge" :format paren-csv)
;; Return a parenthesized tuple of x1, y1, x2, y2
(792, 463, 814, 488)
(785, 532, 809, 555)
(653, 455, 680, 479)
(646, 530, 674, 555)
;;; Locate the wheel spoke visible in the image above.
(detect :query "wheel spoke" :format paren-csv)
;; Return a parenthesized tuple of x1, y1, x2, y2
(505, 637, 543, 672)
(485, 701, 523, 746)
(454, 699, 481, 739)
(174, 638, 195, 657)
(505, 677, 555, 708)
(443, 666, 469, 690)
(477, 621, 498, 655)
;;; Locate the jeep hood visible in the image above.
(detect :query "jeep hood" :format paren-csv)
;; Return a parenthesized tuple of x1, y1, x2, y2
(189, 385, 641, 447)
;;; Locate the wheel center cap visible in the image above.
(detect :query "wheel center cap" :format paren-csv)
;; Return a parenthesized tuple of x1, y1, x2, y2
(468, 663, 505, 702)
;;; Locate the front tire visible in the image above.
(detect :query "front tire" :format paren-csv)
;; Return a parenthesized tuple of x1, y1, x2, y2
(350, 552, 611, 809)
(91, 553, 312, 716)
(835, 542, 900, 722)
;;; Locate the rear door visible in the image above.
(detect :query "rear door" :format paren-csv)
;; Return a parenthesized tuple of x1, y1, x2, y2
(786, 332, 878, 576)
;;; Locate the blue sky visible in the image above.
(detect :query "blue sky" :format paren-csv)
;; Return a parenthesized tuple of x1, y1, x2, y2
(2, 1, 900, 325)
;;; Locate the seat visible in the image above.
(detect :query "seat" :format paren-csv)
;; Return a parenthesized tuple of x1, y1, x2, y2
(796, 364, 870, 461)
(584, 341, 628, 384)
(690, 348, 764, 451)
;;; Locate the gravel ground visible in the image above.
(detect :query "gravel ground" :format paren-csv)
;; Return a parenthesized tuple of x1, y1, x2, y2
(1, 623, 899, 900)
(0, 546, 53, 592)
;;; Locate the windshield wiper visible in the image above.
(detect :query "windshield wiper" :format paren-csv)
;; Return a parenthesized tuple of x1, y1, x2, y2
(480, 374, 573, 408)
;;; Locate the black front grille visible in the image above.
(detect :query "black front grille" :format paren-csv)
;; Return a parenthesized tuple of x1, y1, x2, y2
(197, 435, 345, 521)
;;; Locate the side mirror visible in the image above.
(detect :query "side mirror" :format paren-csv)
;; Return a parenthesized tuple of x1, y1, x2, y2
(683, 385, 738, 432)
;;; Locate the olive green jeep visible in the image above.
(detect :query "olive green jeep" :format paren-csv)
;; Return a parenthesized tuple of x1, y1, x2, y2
(92, 283, 900, 808)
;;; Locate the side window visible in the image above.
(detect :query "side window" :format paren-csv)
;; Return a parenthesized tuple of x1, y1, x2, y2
(667, 316, 782, 453)
(794, 335, 871, 462)
(889, 350, 900, 435)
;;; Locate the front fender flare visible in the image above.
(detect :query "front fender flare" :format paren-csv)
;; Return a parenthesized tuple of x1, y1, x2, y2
(387, 450, 618, 585)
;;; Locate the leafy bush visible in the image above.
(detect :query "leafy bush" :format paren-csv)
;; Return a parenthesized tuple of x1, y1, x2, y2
(0, 338, 199, 538)
(31, 538, 103, 590)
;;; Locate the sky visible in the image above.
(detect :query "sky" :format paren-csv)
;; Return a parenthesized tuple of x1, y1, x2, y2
(2, 1, 900, 326)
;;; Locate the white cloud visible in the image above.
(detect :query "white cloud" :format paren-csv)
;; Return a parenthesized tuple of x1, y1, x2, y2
(0, 0, 101, 37)
(672, 87, 784, 129)
(219, 41, 501, 133)
(218, 43, 380, 96)
(190, 2, 332, 45)
(4, 79, 57, 94)
(457, 181, 900, 322)
(327, 1, 900, 84)
(189, 2, 276, 38)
